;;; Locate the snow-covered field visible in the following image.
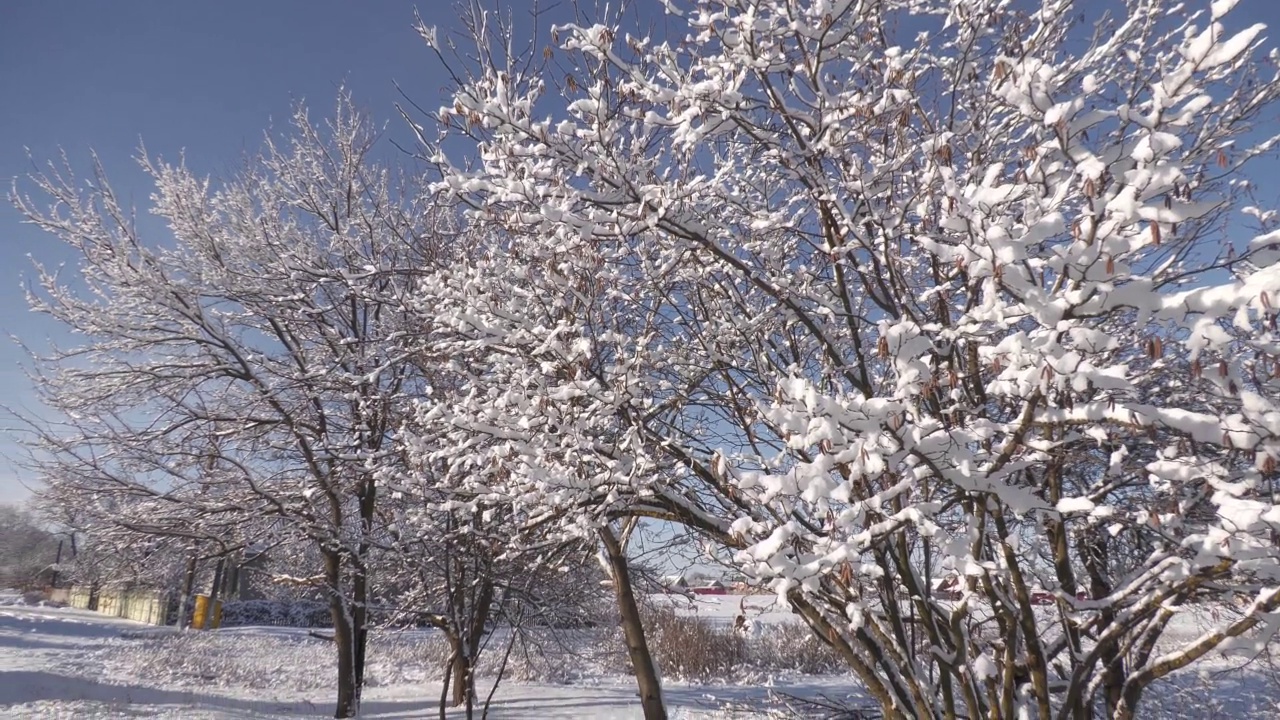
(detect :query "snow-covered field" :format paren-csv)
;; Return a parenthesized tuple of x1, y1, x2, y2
(0, 598, 850, 719)
(2, 592, 1280, 718)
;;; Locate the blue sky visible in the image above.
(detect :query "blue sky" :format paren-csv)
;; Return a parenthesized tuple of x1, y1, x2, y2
(3, 0, 1280, 506)
(0, 0, 470, 503)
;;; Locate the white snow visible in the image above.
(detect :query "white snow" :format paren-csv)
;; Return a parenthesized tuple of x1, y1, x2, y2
(0, 603, 848, 719)
(1, 595, 1278, 719)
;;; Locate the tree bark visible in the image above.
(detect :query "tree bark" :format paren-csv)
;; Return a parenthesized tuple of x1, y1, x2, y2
(450, 638, 472, 711)
(325, 550, 361, 719)
(177, 555, 198, 629)
(440, 645, 455, 720)
(449, 571, 494, 709)
(599, 524, 667, 720)
(351, 563, 369, 694)
(201, 557, 226, 630)
(1079, 533, 1122, 716)
(354, 473, 376, 695)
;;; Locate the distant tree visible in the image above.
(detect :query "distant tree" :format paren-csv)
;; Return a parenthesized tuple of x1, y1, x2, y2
(0, 503, 60, 589)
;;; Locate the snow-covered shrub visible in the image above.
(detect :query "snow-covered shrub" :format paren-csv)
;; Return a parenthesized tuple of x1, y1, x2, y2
(636, 608, 843, 682)
(748, 622, 846, 677)
(644, 608, 747, 683)
(218, 600, 332, 628)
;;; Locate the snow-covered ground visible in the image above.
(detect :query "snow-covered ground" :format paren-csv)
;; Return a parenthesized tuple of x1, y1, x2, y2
(0, 600, 850, 719)
(2, 593, 1279, 718)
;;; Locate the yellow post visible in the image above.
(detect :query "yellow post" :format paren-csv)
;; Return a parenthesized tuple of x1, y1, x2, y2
(191, 594, 223, 629)
(191, 594, 208, 629)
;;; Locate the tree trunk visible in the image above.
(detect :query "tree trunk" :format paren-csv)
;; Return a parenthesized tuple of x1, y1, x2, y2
(352, 472, 375, 700)
(450, 646, 471, 710)
(440, 645, 455, 720)
(201, 557, 225, 630)
(325, 551, 361, 719)
(223, 552, 241, 603)
(448, 577, 494, 710)
(1079, 533, 1123, 716)
(599, 525, 667, 720)
(177, 555, 198, 629)
(351, 563, 369, 693)
(51, 539, 63, 588)
(328, 473, 376, 718)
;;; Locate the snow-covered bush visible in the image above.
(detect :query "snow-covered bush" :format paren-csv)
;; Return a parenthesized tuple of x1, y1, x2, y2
(643, 608, 747, 683)
(639, 608, 846, 682)
(219, 600, 333, 629)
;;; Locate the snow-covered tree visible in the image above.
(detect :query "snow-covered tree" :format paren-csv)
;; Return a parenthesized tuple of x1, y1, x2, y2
(13, 94, 450, 718)
(0, 503, 62, 589)
(420, 0, 1280, 717)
